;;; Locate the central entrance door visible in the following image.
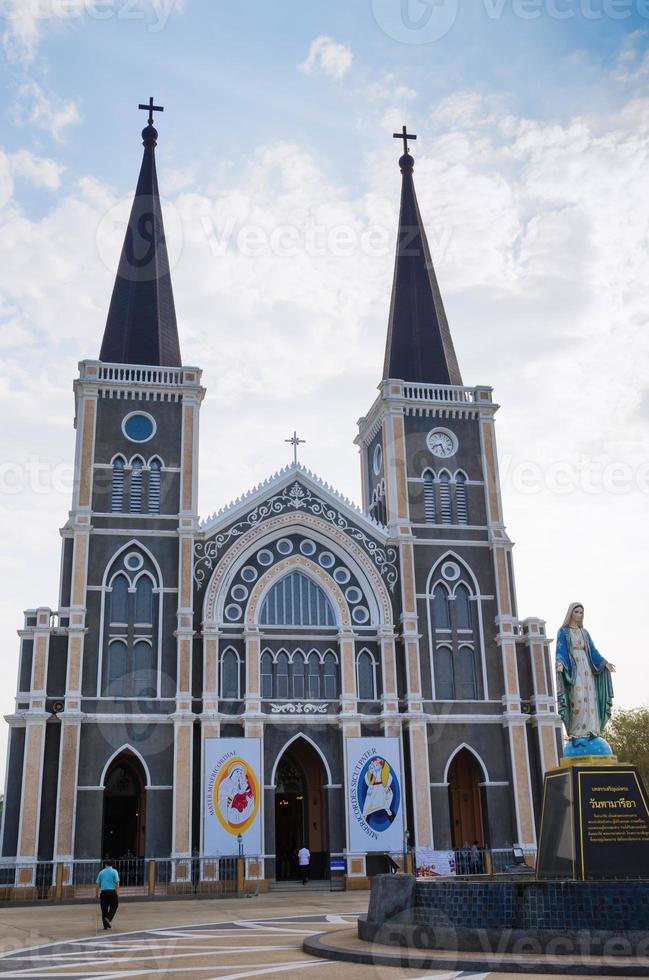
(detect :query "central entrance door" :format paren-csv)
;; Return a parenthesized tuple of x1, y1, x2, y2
(102, 754, 146, 861)
(274, 737, 327, 880)
(448, 748, 485, 848)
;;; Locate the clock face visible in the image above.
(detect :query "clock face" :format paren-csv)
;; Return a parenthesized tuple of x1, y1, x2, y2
(427, 428, 458, 459)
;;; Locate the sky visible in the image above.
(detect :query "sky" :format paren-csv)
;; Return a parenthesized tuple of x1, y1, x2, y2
(1, 0, 649, 781)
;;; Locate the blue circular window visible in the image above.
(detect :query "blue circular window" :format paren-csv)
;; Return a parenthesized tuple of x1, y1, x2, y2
(123, 413, 156, 443)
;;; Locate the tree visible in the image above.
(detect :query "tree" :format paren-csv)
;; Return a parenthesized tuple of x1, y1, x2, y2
(607, 708, 649, 785)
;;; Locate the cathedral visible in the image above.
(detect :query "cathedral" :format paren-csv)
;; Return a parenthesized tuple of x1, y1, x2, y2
(1, 109, 562, 890)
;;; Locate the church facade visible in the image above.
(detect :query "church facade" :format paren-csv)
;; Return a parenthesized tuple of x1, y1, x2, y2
(2, 113, 562, 889)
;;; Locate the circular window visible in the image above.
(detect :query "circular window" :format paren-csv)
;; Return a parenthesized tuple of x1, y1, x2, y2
(276, 538, 293, 556)
(441, 561, 461, 581)
(122, 412, 156, 443)
(300, 540, 316, 556)
(352, 606, 370, 624)
(257, 549, 274, 566)
(333, 567, 351, 585)
(124, 551, 143, 571)
(225, 603, 242, 622)
(241, 565, 258, 583)
(345, 586, 363, 604)
(319, 551, 335, 569)
(231, 584, 249, 602)
(373, 443, 383, 476)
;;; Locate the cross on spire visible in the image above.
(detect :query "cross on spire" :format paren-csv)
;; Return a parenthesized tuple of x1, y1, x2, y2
(138, 96, 164, 126)
(285, 430, 306, 465)
(393, 125, 417, 155)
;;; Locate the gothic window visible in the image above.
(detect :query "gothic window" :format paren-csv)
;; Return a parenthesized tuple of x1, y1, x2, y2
(455, 472, 468, 524)
(102, 549, 159, 699)
(107, 640, 128, 695)
(134, 576, 153, 625)
(261, 651, 273, 699)
(458, 645, 477, 699)
(109, 574, 129, 625)
(323, 651, 338, 699)
(357, 649, 376, 701)
(276, 651, 289, 698)
(307, 651, 321, 699)
(428, 560, 483, 701)
(455, 584, 472, 631)
(260, 572, 336, 627)
(423, 470, 435, 523)
(111, 457, 125, 512)
(432, 583, 451, 630)
(292, 651, 306, 699)
(435, 645, 455, 699)
(148, 458, 162, 514)
(439, 471, 452, 524)
(129, 458, 144, 514)
(221, 648, 240, 700)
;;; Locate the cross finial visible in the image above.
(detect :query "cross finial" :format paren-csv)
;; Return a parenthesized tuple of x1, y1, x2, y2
(138, 96, 164, 126)
(393, 125, 417, 156)
(285, 430, 306, 465)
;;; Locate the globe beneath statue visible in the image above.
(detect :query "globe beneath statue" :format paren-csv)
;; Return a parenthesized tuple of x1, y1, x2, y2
(564, 735, 614, 759)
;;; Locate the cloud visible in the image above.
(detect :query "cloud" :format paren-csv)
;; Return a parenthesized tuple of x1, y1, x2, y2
(13, 79, 81, 140)
(10, 150, 64, 189)
(300, 36, 353, 81)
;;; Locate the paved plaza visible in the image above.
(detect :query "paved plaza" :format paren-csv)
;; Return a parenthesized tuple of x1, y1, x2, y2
(0, 891, 641, 979)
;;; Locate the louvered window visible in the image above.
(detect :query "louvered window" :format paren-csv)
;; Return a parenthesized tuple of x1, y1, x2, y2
(455, 473, 468, 524)
(129, 460, 143, 513)
(111, 458, 125, 512)
(423, 470, 435, 523)
(260, 572, 335, 627)
(439, 472, 452, 524)
(149, 459, 161, 514)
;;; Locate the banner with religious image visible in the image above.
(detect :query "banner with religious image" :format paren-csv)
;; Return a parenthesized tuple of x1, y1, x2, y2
(203, 738, 262, 856)
(346, 737, 405, 853)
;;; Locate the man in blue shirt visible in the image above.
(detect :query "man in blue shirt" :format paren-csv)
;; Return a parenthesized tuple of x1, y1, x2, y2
(95, 860, 120, 929)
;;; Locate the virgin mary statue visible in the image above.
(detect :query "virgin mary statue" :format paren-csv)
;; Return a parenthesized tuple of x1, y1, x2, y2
(555, 602, 615, 744)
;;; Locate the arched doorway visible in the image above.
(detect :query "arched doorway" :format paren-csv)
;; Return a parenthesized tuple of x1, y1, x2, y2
(102, 754, 146, 860)
(274, 738, 328, 881)
(448, 748, 485, 848)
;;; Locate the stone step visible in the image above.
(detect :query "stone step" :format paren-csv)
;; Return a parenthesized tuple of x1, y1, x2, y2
(268, 880, 333, 892)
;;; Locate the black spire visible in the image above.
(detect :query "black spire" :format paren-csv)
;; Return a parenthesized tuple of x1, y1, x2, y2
(99, 102, 181, 367)
(382, 130, 462, 386)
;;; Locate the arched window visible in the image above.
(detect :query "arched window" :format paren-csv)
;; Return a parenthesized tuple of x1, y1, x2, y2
(433, 584, 450, 630)
(107, 640, 128, 695)
(435, 646, 455, 699)
(129, 459, 144, 514)
(261, 651, 273, 699)
(149, 459, 162, 514)
(323, 651, 337, 699)
(455, 473, 468, 524)
(423, 470, 435, 523)
(439, 472, 452, 524)
(455, 584, 472, 630)
(260, 572, 336, 627)
(133, 640, 154, 697)
(357, 649, 376, 701)
(111, 457, 125, 513)
(109, 575, 129, 625)
(458, 646, 477, 699)
(292, 651, 306, 699)
(134, 576, 153, 625)
(307, 651, 321, 699)
(276, 651, 289, 699)
(221, 648, 240, 699)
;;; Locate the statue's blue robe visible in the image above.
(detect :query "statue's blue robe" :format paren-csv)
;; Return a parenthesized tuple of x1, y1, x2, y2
(555, 626, 614, 737)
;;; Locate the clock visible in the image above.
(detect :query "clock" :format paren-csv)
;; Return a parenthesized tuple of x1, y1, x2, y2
(427, 428, 458, 459)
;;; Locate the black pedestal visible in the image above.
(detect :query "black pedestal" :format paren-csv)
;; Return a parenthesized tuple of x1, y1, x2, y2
(537, 761, 649, 879)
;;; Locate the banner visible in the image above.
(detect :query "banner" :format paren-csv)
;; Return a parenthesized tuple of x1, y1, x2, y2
(346, 737, 404, 853)
(203, 738, 262, 856)
(415, 848, 456, 877)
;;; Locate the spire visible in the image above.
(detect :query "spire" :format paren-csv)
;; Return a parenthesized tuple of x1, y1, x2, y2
(99, 101, 181, 367)
(382, 128, 462, 386)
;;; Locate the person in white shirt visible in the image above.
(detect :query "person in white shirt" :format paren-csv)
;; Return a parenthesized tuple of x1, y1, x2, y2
(297, 845, 310, 885)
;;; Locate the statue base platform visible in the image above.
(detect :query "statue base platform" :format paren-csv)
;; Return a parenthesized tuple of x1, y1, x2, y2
(537, 761, 649, 879)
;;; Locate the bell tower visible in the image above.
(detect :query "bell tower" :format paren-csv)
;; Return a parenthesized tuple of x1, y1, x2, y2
(356, 131, 547, 853)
